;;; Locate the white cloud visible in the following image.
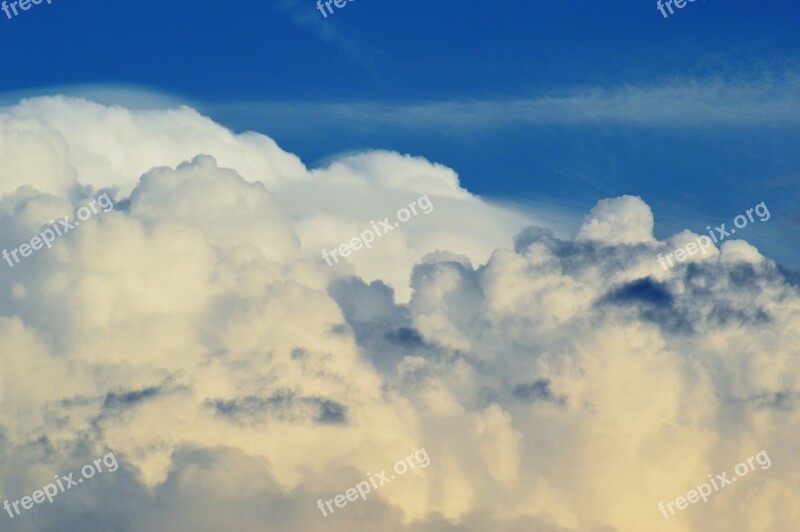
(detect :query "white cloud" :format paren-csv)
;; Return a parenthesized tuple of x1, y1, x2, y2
(576, 195, 655, 245)
(0, 97, 798, 532)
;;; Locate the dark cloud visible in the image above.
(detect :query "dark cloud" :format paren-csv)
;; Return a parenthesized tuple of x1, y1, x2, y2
(206, 391, 348, 426)
(511, 379, 567, 406)
(328, 276, 431, 372)
(103, 387, 161, 409)
(727, 263, 763, 289)
(599, 277, 693, 334)
(708, 305, 770, 326)
(383, 327, 425, 349)
(747, 390, 800, 411)
(316, 399, 347, 424)
(515, 226, 655, 280)
(603, 277, 673, 306)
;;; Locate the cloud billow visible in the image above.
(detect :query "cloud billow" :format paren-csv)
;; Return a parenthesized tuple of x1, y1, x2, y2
(0, 97, 798, 531)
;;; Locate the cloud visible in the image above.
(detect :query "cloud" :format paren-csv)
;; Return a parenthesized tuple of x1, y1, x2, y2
(1, 97, 799, 531)
(206, 74, 800, 132)
(576, 195, 655, 245)
(271, 0, 378, 66)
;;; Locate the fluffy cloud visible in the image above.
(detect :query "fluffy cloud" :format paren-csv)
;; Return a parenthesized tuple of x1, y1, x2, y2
(576, 195, 655, 245)
(0, 96, 798, 532)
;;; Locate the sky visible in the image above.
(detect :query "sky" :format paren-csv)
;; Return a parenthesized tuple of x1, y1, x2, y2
(0, 0, 799, 531)
(2, 0, 799, 266)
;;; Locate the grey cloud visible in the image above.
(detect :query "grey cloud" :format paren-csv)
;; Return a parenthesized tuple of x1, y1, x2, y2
(599, 278, 694, 334)
(511, 379, 567, 407)
(206, 391, 348, 426)
(103, 387, 162, 409)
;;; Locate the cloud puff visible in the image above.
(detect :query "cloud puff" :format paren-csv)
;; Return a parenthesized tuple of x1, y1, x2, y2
(576, 195, 655, 245)
(0, 96, 798, 532)
(0, 96, 307, 198)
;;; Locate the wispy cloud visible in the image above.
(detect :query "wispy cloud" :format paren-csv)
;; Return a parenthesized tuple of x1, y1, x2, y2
(6, 75, 799, 133)
(271, 0, 378, 67)
(206, 74, 800, 131)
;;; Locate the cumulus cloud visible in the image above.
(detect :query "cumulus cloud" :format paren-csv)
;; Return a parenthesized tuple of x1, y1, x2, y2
(0, 96, 798, 532)
(576, 195, 655, 245)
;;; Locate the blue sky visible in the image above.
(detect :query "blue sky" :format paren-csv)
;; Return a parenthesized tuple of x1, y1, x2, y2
(1, 0, 798, 267)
